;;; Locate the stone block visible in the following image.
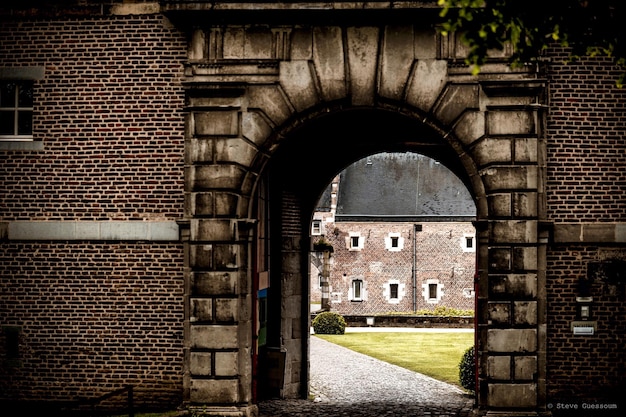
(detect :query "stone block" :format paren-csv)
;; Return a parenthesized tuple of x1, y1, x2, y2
(191, 219, 235, 241)
(247, 85, 292, 126)
(487, 110, 535, 135)
(190, 352, 212, 376)
(512, 192, 538, 218)
(414, 29, 438, 59)
(514, 301, 537, 326)
(190, 379, 238, 403)
(215, 192, 240, 217)
(312, 26, 346, 101)
(215, 351, 239, 377)
(488, 248, 511, 271)
(191, 192, 214, 217)
(191, 164, 246, 191)
(487, 355, 511, 380)
(514, 356, 537, 381)
(191, 298, 213, 322)
(488, 383, 537, 408)
(194, 111, 239, 136)
(487, 194, 512, 217)
(514, 138, 538, 163)
(190, 244, 213, 269)
(242, 111, 272, 146)
(480, 166, 538, 192)
(490, 220, 537, 244)
(215, 298, 238, 322)
(280, 60, 320, 112)
(213, 244, 241, 269)
(472, 138, 512, 166)
(453, 111, 485, 147)
(488, 302, 511, 324)
(214, 137, 257, 167)
(489, 274, 537, 298)
(187, 138, 213, 164)
(191, 325, 238, 349)
(243, 27, 273, 59)
(512, 246, 537, 271)
(487, 329, 537, 353)
(380, 25, 414, 100)
(406, 59, 448, 112)
(192, 272, 238, 296)
(347, 26, 379, 106)
(434, 84, 480, 126)
(223, 27, 245, 59)
(291, 27, 313, 60)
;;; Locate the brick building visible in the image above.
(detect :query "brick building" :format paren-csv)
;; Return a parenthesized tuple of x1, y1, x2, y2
(311, 153, 476, 315)
(1, 1, 625, 416)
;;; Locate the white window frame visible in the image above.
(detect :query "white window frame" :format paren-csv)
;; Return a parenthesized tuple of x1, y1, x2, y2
(0, 67, 45, 150)
(311, 219, 322, 235)
(462, 234, 476, 252)
(383, 279, 405, 304)
(422, 279, 444, 304)
(347, 232, 364, 251)
(385, 232, 404, 252)
(0, 80, 34, 141)
(349, 279, 366, 302)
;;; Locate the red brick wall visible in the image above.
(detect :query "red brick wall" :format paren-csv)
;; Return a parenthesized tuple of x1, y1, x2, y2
(545, 48, 626, 405)
(0, 11, 187, 410)
(0, 242, 185, 409)
(546, 50, 626, 223)
(0, 14, 186, 220)
(320, 221, 475, 315)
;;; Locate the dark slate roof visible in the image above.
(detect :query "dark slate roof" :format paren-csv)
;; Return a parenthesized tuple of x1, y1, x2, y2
(324, 153, 475, 218)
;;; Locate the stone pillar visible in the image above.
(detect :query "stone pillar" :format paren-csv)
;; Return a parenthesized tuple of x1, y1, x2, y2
(184, 89, 257, 414)
(475, 83, 546, 416)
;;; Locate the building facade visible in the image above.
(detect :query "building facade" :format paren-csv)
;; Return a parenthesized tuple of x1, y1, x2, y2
(311, 153, 476, 315)
(1, 1, 625, 416)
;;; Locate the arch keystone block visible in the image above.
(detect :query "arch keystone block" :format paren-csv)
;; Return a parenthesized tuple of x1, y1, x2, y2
(347, 26, 379, 106)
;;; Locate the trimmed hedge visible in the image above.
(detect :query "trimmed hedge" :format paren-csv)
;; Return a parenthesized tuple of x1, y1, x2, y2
(312, 311, 346, 335)
(459, 345, 475, 393)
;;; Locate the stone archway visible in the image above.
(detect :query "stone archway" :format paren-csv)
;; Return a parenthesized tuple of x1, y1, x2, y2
(169, 4, 547, 415)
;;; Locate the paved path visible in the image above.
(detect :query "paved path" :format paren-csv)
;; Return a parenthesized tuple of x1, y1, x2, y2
(258, 333, 475, 417)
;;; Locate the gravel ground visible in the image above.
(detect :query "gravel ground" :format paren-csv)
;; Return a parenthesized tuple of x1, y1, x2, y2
(258, 335, 475, 417)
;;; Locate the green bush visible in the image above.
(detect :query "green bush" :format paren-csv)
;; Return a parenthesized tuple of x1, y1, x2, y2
(312, 311, 346, 335)
(459, 345, 475, 393)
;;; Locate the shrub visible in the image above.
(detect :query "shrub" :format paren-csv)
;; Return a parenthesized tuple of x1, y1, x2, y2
(312, 311, 346, 335)
(459, 345, 475, 393)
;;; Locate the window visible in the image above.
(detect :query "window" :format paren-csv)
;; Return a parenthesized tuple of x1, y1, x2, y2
(390, 283, 399, 299)
(429, 283, 438, 299)
(350, 279, 365, 301)
(347, 232, 363, 251)
(311, 219, 322, 235)
(422, 280, 444, 303)
(462, 234, 476, 252)
(1, 81, 33, 140)
(385, 233, 404, 251)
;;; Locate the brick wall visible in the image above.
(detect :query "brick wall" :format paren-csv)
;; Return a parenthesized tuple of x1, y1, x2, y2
(0, 13, 186, 220)
(318, 221, 475, 315)
(546, 50, 626, 223)
(545, 48, 626, 405)
(0, 242, 185, 409)
(0, 10, 187, 410)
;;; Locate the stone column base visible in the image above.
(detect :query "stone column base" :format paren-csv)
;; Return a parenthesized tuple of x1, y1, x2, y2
(188, 405, 259, 417)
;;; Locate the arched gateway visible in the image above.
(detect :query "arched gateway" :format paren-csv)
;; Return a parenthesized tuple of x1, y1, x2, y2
(166, 2, 547, 415)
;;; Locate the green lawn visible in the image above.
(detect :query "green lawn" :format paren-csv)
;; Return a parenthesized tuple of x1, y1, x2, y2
(314, 331, 474, 387)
